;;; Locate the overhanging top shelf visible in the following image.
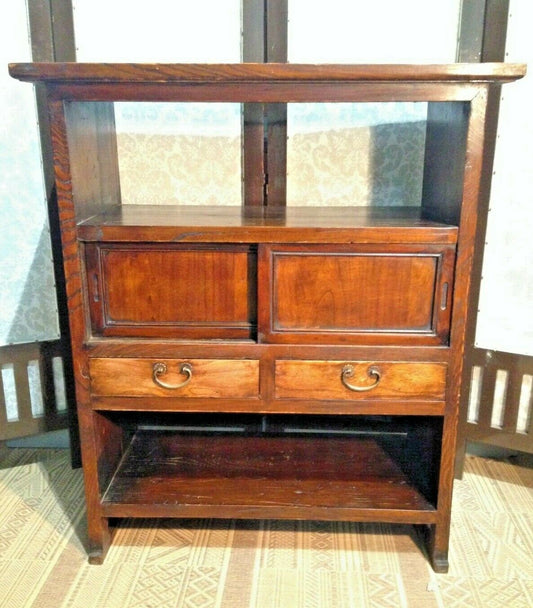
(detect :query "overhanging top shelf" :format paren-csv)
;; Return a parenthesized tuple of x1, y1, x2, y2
(8, 62, 526, 84)
(8, 62, 526, 103)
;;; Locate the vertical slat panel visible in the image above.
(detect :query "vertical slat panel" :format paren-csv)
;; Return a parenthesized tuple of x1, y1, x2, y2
(525, 379, 533, 435)
(0, 367, 9, 430)
(477, 360, 497, 429)
(243, 0, 265, 62)
(467, 365, 483, 423)
(482, 0, 511, 62)
(266, 0, 287, 61)
(241, 0, 290, 208)
(12, 357, 35, 430)
(462, 348, 533, 455)
(457, 0, 487, 62)
(0, 342, 68, 440)
(490, 368, 508, 428)
(502, 366, 523, 432)
(40, 341, 59, 418)
(265, 103, 287, 206)
(243, 104, 265, 207)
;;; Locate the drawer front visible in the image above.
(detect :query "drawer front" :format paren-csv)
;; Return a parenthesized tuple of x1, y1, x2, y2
(275, 360, 447, 401)
(85, 243, 256, 339)
(90, 358, 259, 398)
(259, 244, 455, 345)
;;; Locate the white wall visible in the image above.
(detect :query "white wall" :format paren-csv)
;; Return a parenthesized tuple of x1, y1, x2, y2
(72, 0, 241, 62)
(475, 0, 533, 356)
(288, 0, 461, 63)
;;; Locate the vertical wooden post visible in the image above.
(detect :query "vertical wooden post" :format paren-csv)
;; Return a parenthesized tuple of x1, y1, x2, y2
(455, 0, 510, 477)
(242, 0, 266, 207)
(26, 0, 80, 465)
(264, 0, 288, 206)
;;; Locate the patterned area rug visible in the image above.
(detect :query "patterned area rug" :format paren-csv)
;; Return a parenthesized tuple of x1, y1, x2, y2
(0, 445, 532, 608)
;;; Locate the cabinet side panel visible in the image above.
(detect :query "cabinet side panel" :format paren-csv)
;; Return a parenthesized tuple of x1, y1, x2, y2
(422, 101, 469, 225)
(49, 98, 113, 561)
(64, 101, 121, 220)
(433, 90, 489, 565)
(93, 411, 125, 494)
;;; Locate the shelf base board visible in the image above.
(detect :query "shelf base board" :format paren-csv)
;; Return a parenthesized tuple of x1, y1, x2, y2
(101, 430, 437, 522)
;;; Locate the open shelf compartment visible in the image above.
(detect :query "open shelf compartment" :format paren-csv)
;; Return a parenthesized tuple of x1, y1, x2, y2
(101, 415, 440, 523)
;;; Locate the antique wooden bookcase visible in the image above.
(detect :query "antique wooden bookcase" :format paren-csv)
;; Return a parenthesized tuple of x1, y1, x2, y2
(9, 62, 525, 571)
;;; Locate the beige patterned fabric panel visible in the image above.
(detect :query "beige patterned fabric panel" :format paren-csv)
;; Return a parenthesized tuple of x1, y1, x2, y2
(115, 103, 242, 206)
(1, 445, 532, 608)
(115, 103, 426, 208)
(287, 102, 426, 207)
(117, 133, 242, 206)
(287, 127, 426, 207)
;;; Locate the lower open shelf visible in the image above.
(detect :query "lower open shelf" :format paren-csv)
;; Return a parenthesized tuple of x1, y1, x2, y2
(101, 427, 438, 523)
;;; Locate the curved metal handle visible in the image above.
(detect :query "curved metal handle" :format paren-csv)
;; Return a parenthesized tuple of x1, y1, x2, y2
(341, 364, 381, 392)
(152, 362, 193, 390)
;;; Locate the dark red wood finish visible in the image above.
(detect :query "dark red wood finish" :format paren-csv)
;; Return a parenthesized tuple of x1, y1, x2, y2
(85, 243, 256, 339)
(102, 431, 437, 520)
(9, 62, 525, 572)
(259, 243, 456, 346)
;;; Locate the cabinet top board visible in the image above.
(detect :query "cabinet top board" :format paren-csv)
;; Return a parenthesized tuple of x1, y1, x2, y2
(9, 62, 526, 85)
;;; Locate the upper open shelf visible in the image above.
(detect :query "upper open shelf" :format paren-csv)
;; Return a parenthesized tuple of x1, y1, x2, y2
(9, 62, 526, 227)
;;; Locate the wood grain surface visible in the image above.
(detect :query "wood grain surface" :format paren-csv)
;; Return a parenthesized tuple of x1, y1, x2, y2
(90, 358, 260, 399)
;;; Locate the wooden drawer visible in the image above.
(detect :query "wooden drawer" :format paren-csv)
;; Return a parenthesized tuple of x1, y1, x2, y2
(259, 244, 455, 346)
(90, 358, 259, 398)
(84, 243, 256, 339)
(275, 360, 447, 401)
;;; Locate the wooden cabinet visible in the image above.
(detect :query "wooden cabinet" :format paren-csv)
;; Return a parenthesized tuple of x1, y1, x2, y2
(9, 62, 525, 572)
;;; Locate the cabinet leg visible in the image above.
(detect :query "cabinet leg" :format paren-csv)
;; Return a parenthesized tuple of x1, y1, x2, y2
(419, 524, 449, 573)
(87, 517, 112, 565)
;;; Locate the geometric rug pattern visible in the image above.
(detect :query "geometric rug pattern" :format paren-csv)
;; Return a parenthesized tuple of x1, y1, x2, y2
(0, 444, 532, 607)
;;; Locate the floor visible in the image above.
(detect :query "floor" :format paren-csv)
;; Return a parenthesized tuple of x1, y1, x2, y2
(0, 443, 532, 608)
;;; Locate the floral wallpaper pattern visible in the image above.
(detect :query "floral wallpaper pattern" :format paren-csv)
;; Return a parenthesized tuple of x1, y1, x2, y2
(115, 103, 242, 206)
(115, 102, 426, 208)
(1, 3, 59, 346)
(287, 103, 426, 206)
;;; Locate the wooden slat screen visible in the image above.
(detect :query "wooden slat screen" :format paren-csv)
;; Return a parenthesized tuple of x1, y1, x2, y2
(464, 348, 533, 453)
(0, 341, 68, 440)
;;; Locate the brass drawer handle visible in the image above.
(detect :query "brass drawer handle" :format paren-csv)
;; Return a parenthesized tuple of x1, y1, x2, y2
(152, 362, 193, 390)
(341, 364, 381, 392)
